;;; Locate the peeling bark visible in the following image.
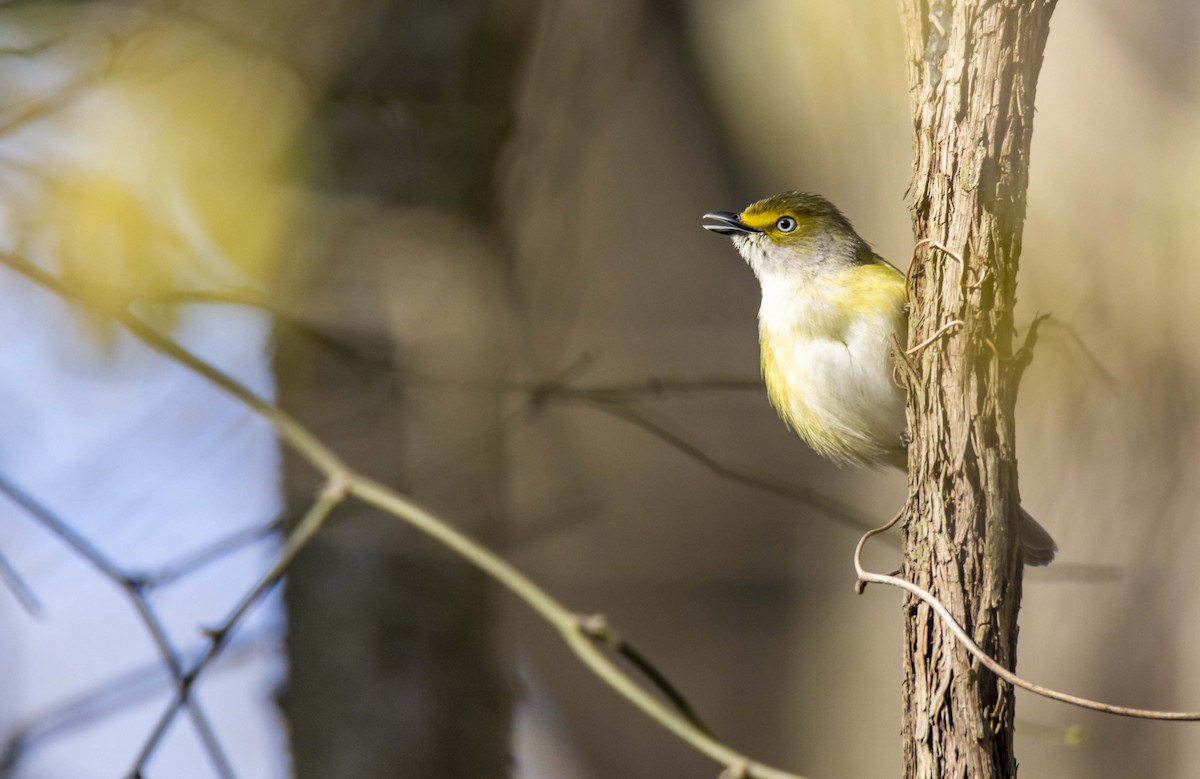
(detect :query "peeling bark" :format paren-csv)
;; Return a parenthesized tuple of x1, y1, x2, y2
(896, 1, 1057, 776)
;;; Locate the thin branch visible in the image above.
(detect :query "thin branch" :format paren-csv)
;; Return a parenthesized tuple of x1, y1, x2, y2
(0, 37, 64, 59)
(157, 288, 765, 399)
(905, 320, 964, 356)
(139, 515, 284, 590)
(159, 287, 766, 403)
(558, 395, 883, 535)
(0, 28, 122, 140)
(145, 286, 885, 540)
(0, 253, 812, 779)
(1025, 562, 1122, 584)
(348, 474, 804, 779)
(578, 612, 715, 738)
(137, 2, 318, 96)
(903, 238, 986, 304)
(1036, 318, 1118, 388)
(524, 351, 598, 407)
(0, 545, 41, 615)
(129, 479, 347, 776)
(138, 288, 269, 308)
(140, 288, 401, 378)
(547, 377, 764, 404)
(0, 256, 349, 477)
(0, 472, 236, 779)
(0, 0, 89, 9)
(1011, 312, 1050, 390)
(853, 513, 1200, 721)
(2, 627, 276, 772)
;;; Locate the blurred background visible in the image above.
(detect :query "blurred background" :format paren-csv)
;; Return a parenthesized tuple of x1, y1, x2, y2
(1, 1, 1200, 777)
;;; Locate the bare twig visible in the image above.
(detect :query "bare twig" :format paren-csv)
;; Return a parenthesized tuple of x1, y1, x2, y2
(904, 238, 987, 304)
(1025, 562, 1122, 584)
(0, 472, 237, 779)
(0, 257, 348, 478)
(529, 381, 1118, 582)
(558, 395, 882, 535)
(1011, 312, 1051, 390)
(155, 290, 766, 407)
(853, 513, 1200, 721)
(2, 627, 275, 773)
(137, 3, 317, 95)
(129, 478, 347, 776)
(905, 320, 964, 356)
(138, 515, 284, 590)
(1, 253, 810, 779)
(548, 376, 764, 404)
(0, 37, 64, 59)
(347, 476, 805, 779)
(1035, 318, 1118, 388)
(144, 288, 880, 544)
(577, 613, 716, 738)
(0, 24, 131, 141)
(0, 545, 41, 615)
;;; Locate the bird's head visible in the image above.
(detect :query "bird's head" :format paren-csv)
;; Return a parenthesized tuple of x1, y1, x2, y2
(703, 191, 870, 278)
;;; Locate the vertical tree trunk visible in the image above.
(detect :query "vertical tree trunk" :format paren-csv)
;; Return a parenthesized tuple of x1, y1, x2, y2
(275, 2, 536, 776)
(896, 1, 1057, 776)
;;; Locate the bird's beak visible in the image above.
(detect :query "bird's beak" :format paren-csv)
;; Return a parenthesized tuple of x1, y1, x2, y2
(702, 211, 761, 236)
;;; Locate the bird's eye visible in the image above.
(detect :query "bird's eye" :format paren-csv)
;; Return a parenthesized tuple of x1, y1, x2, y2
(776, 216, 797, 233)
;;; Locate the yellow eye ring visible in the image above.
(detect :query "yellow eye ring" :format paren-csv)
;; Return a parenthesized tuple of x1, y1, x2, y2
(776, 216, 797, 233)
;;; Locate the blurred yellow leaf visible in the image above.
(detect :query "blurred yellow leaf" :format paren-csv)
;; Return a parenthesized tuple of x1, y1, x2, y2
(9, 9, 314, 336)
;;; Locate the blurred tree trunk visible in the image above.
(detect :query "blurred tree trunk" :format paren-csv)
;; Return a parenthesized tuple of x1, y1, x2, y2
(274, 1, 536, 776)
(897, 1, 1056, 776)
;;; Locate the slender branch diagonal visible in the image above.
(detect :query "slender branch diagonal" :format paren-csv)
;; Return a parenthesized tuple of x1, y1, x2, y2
(0, 254, 812, 779)
(854, 514, 1200, 721)
(0, 472, 237, 779)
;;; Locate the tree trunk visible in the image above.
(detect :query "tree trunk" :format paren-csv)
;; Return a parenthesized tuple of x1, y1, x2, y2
(896, 1, 1057, 776)
(275, 2, 536, 776)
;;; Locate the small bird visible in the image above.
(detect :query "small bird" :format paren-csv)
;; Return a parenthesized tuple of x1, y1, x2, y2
(703, 191, 1055, 565)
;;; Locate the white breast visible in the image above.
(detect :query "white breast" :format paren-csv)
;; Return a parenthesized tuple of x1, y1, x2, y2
(757, 274, 907, 465)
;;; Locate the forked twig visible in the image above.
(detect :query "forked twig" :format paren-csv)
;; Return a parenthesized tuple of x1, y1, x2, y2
(853, 512, 1200, 721)
(129, 479, 347, 776)
(146, 285, 879, 539)
(577, 613, 715, 738)
(1, 627, 275, 772)
(0, 472, 237, 779)
(139, 516, 284, 590)
(0, 253, 811, 779)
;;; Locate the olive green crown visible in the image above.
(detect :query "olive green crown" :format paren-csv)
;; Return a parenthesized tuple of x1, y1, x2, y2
(741, 191, 858, 237)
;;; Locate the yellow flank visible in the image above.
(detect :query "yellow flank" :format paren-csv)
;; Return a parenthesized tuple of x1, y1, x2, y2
(761, 338, 826, 455)
(758, 261, 906, 464)
(837, 261, 905, 324)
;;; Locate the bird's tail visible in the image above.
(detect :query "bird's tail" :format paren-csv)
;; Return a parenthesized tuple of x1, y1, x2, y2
(1018, 507, 1057, 567)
